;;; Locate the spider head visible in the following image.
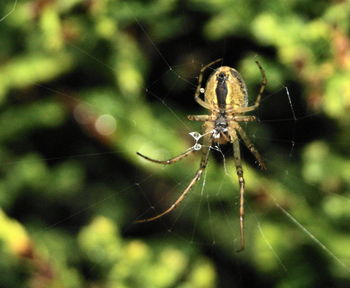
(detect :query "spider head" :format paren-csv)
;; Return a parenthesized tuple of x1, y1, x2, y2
(217, 72, 228, 83)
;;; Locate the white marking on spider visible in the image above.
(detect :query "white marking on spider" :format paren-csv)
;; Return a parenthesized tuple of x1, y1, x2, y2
(189, 131, 202, 141)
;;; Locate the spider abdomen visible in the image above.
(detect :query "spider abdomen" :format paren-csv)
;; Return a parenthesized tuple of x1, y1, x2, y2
(205, 66, 248, 110)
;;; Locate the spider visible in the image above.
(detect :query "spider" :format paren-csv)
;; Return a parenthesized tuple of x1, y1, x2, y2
(136, 59, 267, 252)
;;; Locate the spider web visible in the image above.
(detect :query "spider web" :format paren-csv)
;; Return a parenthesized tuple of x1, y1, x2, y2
(1, 1, 349, 287)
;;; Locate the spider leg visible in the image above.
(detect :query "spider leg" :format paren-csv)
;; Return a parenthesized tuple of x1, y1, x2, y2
(231, 60, 267, 113)
(135, 125, 213, 223)
(235, 124, 266, 170)
(187, 115, 210, 121)
(194, 58, 223, 110)
(220, 132, 230, 143)
(229, 115, 256, 122)
(136, 146, 197, 165)
(229, 129, 246, 252)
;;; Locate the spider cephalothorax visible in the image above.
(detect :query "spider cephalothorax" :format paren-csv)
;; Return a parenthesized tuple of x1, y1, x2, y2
(211, 112, 227, 140)
(136, 59, 267, 252)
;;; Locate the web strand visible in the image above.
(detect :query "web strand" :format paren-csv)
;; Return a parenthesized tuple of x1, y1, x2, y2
(271, 195, 349, 271)
(0, 0, 17, 22)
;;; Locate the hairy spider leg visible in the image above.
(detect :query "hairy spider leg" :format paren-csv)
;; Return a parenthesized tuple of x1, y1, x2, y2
(229, 121, 266, 252)
(136, 145, 197, 165)
(135, 123, 214, 223)
(229, 128, 245, 252)
(187, 115, 210, 121)
(234, 123, 266, 170)
(194, 58, 223, 110)
(229, 115, 256, 122)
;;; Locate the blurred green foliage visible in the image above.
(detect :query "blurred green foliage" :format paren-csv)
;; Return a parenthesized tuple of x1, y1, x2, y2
(0, 0, 350, 287)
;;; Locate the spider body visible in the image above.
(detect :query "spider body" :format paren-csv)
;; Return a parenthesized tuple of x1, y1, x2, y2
(136, 59, 267, 252)
(205, 66, 249, 144)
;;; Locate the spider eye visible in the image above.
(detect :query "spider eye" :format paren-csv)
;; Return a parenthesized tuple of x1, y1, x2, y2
(217, 72, 226, 81)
